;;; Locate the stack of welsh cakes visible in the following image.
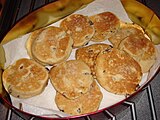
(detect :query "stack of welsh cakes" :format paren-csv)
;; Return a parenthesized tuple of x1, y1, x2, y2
(2, 11, 157, 116)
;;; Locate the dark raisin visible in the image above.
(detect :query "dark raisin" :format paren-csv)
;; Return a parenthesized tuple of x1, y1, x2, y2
(88, 49, 93, 53)
(77, 108, 81, 113)
(88, 20, 94, 25)
(52, 48, 56, 51)
(104, 48, 111, 52)
(103, 46, 112, 53)
(19, 65, 24, 69)
(60, 109, 64, 112)
(84, 72, 90, 75)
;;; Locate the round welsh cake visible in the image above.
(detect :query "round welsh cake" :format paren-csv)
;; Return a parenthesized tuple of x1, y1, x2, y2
(95, 48, 142, 95)
(108, 22, 144, 48)
(55, 81, 103, 115)
(49, 60, 93, 99)
(118, 33, 157, 73)
(2, 58, 49, 98)
(76, 43, 112, 79)
(31, 26, 73, 65)
(60, 14, 95, 48)
(89, 12, 120, 42)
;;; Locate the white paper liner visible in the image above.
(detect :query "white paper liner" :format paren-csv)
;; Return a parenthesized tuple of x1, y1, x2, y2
(2, 0, 160, 117)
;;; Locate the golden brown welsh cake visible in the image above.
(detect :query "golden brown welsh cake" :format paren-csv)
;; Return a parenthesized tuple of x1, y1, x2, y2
(95, 48, 142, 95)
(108, 22, 156, 72)
(60, 14, 95, 48)
(108, 22, 144, 48)
(55, 81, 102, 115)
(76, 43, 112, 79)
(89, 12, 120, 42)
(31, 26, 73, 65)
(2, 58, 49, 99)
(49, 60, 93, 99)
(118, 34, 157, 73)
